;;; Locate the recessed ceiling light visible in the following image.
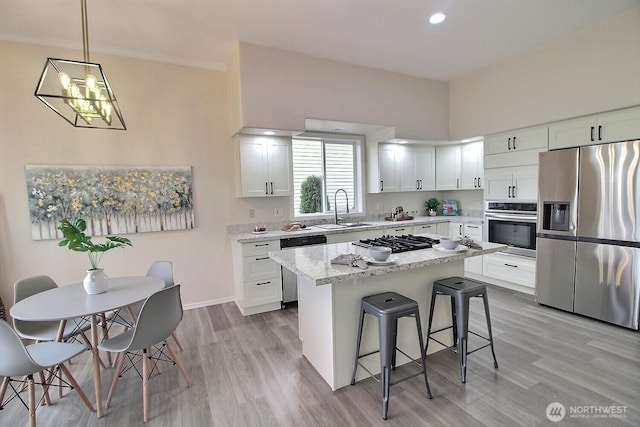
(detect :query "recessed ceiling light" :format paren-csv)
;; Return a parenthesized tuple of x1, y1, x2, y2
(429, 12, 446, 25)
(263, 131, 275, 135)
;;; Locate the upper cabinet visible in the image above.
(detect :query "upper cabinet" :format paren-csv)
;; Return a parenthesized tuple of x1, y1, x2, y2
(235, 135, 293, 197)
(484, 126, 548, 169)
(370, 144, 435, 193)
(549, 106, 640, 150)
(484, 165, 538, 201)
(436, 141, 483, 190)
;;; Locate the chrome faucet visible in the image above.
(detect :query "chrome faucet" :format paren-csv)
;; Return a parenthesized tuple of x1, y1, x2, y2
(334, 189, 349, 224)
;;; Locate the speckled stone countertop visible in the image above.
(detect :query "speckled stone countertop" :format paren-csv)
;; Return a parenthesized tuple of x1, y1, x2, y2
(269, 238, 506, 286)
(230, 216, 484, 243)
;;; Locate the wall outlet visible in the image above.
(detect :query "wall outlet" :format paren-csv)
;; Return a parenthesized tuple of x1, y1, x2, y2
(274, 207, 283, 217)
(249, 208, 255, 218)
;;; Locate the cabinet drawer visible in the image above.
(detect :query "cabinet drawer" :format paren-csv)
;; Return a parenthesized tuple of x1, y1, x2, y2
(244, 277, 282, 307)
(463, 224, 483, 239)
(483, 253, 536, 288)
(243, 256, 281, 281)
(414, 223, 438, 234)
(242, 240, 279, 257)
(386, 225, 414, 235)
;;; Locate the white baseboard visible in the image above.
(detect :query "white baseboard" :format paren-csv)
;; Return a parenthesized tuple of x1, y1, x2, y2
(183, 296, 235, 310)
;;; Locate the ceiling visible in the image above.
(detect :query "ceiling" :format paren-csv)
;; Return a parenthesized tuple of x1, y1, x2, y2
(1, 0, 639, 81)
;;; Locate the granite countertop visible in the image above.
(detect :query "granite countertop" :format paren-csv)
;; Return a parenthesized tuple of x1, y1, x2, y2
(231, 216, 484, 243)
(268, 239, 506, 286)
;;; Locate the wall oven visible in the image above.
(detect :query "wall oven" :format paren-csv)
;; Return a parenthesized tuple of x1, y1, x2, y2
(484, 201, 537, 258)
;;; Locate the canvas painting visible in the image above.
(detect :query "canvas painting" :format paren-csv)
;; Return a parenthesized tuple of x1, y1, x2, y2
(26, 164, 194, 240)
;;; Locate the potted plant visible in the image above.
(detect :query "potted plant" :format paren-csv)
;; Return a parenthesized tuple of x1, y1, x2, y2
(58, 217, 132, 294)
(425, 198, 440, 216)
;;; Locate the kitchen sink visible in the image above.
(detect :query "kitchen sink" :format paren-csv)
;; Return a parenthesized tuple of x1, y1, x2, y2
(340, 222, 372, 228)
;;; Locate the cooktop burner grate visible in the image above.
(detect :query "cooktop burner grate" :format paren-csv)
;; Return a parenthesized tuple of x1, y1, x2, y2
(352, 234, 440, 253)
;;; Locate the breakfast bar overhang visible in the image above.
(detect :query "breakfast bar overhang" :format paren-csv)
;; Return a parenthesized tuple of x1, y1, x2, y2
(269, 238, 506, 390)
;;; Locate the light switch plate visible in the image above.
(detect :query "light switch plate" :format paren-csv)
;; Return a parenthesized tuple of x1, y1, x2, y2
(274, 207, 283, 217)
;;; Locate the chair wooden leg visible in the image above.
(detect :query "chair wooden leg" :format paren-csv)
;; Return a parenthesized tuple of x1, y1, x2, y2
(28, 375, 36, 427)
(37, 371, 51, 406)
(142, 348, 150, 422)
(59, 363, 95, 412)
(106, 352, 126, 408)
(0, 376, 9, 409)
(166, 341, 192, 387)
(171, 332, 184, 352)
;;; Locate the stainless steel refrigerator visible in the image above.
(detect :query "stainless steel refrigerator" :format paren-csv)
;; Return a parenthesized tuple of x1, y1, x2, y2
(536, 140, 640, 330)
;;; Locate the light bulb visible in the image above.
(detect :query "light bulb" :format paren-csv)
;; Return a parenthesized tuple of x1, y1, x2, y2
(59, 72, 71, 89)
(85, 74, 97, 89)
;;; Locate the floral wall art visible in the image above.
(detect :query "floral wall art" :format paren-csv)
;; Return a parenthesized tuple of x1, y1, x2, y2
(26, 165, 194, 240)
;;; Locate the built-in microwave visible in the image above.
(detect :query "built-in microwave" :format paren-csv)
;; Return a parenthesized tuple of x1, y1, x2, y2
(484, 201, 537, 258)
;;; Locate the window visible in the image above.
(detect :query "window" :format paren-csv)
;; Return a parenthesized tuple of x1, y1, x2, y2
(292, 135, 363, 218)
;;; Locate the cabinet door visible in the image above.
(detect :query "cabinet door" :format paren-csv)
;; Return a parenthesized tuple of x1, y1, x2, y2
(483, 170, 512, 199)
(267, 139, 293, 196)
(399, 146, 419, 191)
(548, 116, 595, 150)
(415, 146, 436, 191)
(483, 253, 536, 288)
(486, 127, 547, 154)
(435, 145, 461, 190)
(449, 222, 464, 237)
(239, 138, 270, 197)
(598, 107, 640, 144)
(460, 142, 483, 189)
(463, 223, 483, 239)
(484, 133, 510, 156)
(512, 167, 538, 201)
(436, 222, 449, 236)
(379, 145, 400, 192)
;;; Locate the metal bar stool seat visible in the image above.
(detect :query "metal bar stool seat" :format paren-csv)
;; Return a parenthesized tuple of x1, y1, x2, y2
(425, 277, 498, 383)
(351, 292, 432, 420)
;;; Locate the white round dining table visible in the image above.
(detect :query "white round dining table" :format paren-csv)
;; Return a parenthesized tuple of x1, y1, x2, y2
(10, 276, 165, 418)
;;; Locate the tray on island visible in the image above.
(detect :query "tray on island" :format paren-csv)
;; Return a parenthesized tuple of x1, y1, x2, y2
(384, 215, 414, 221)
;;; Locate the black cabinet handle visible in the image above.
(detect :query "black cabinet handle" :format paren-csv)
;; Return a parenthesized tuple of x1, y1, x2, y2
(456, 178, 459, 189)
(255, 256, 269, 261)
(513, 136, 517, 149)
(467, 225, 479, 229)
(504, 263, 518, 268)
(598, 125, 602, 141)
(416, 180, 420, 190)
(380, 180, 384, 191)
(270, 182, 274, 195)
(507, 137, 511, 150)
(459, 224, 463, 235)
(256, 281, 271, 286)
(590, 126, 595, 141)
(512, 185, 516, 198)
(477, 177, 481, 187)
(474, 177, 477, 188)
(255, 243, 270, 247)
(419, 179, 423, 189)
(265, 182, 269, 195)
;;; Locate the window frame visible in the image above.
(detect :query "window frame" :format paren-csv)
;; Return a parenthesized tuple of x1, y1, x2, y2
(291, 134, 365, 220)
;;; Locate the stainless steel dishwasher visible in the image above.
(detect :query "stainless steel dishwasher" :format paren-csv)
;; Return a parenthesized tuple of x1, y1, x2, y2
(280, 234, 327, 305)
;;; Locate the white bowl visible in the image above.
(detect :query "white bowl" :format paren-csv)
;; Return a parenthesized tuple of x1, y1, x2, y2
(439, 237, 461, 250)
(369, 246, 392, 261)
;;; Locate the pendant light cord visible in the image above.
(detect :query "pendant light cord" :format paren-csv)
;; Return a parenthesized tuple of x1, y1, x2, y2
(81, 0, 90, 62)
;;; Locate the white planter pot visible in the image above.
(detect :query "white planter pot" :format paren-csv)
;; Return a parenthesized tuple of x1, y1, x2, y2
(83, 268, 108, 294)
(428, 209, 437, 216)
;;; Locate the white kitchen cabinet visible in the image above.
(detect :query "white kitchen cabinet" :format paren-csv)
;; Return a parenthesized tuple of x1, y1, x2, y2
(414, 223, 441, 234)
(436, 222, 450, 236)
(483, 252, 536, 289)
(449, 222, 464, 237)
(233, 239, 283, 316)
(435, 145, 461, 190)
(462, 224, 483, 275)
(236, 135, 293, 197)
(484, 126, 548, 169)
(376, 144, 435, 193)
(484, 165, 538, 201)
(548, 106, 640, 150)
(460, 141, 484, 189)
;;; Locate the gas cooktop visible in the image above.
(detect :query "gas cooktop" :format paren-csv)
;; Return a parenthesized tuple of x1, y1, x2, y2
(352, 235, 440, 253)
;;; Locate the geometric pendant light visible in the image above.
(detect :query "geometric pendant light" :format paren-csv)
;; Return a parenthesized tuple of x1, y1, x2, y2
(34, 0, 126, 130)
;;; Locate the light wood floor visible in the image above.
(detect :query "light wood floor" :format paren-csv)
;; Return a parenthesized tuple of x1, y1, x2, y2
(2, 285, 639, 426)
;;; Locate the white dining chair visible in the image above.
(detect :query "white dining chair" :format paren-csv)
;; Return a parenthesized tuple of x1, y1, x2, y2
(13, 276, 91, 343)
(0, 320, 95, 427)
(98, 285, 192, 422)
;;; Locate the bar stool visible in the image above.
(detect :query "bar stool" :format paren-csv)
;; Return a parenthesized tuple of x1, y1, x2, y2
(425, 277, 498, 383)
(351, 292, 432, 420)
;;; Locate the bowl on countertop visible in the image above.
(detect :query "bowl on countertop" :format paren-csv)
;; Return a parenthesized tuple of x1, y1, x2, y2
(369, 246, 392, 261)
(439, 237, 461, 250)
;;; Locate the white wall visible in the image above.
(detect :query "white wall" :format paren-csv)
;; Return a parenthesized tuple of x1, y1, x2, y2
(235, 42, 450, 141)
(449, 7, 640, 139)
(0, 40, 235, 309)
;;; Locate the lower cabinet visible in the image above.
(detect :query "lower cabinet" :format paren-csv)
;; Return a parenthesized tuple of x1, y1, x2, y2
(233, 240, 283, 316)
(414, 223, 440, 234)
(482, 252, 536, 290)
(462, 224, 483, 275)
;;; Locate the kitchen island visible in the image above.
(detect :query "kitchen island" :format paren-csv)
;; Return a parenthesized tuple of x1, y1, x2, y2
(269, 237, 506, 390)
